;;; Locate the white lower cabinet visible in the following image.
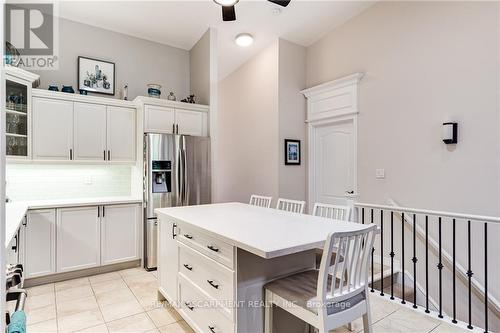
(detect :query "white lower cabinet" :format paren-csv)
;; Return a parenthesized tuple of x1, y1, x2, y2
(101, 204, 141, 265)
(159, 220, 235, 333)
(25, 210, 56, 278)
(56, 206, 101, 273)
(158, 216, 178, 303)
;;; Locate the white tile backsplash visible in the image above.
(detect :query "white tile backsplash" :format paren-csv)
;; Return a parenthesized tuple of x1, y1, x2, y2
(6, 164, 132, 201)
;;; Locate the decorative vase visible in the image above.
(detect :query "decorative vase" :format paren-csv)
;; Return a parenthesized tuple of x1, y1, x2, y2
(48, 85, 59, 91)
(167, 92, 176, 101)
(61, 85, 75, 93)
(79, 89, 87, 95)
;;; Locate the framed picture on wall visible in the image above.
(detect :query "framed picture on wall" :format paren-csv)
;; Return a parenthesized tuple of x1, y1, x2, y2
(78, 56, 115, 95)
(285, 139, 301, 165)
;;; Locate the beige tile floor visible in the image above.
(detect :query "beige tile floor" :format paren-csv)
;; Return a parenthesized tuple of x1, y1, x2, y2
(21, 267, 469, 333)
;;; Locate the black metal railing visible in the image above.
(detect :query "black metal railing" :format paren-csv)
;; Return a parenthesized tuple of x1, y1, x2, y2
(355, 203, 498, 333)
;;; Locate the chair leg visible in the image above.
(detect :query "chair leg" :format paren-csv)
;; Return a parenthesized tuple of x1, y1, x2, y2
(265, 290, 273, 333)
(363, 295, 373, 333)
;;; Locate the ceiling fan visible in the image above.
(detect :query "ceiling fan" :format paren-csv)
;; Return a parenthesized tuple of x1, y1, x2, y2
(214, 0, 291, 22)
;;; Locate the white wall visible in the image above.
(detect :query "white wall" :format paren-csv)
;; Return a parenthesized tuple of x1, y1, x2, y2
(217, 42, 280, 203)
(306, 1, 500, 217)
(190, 30, 211, 105)
(6, 164, 132, 201)
(26, 18, 190, 101)
(278, 40, 307, 201)
(306, 2, 500, 329)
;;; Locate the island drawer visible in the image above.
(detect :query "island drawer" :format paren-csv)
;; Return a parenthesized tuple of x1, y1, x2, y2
(179, 275, 235, 333)
(177, 224, 235, 269)
(179, 243, 234, 319)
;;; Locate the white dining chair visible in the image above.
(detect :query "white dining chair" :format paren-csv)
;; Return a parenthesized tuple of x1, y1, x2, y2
(249, 195, 273, 208)
(313, 203, 351, 221)
(264, 224, 377, 333)
(276, 198, 306, 214)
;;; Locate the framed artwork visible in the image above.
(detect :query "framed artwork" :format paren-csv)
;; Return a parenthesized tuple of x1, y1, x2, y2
(285, 139, 301, 165)
(78, 56, 115, 95)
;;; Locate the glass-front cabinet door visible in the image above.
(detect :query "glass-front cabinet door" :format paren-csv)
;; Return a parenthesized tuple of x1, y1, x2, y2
(5, 79, 29, 157)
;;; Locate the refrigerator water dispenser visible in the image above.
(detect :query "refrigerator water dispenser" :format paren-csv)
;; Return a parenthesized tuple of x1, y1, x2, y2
(151, 160, 171, 193)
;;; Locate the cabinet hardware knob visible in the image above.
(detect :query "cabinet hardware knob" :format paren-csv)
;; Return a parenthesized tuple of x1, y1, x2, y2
(70, 149, 73, 160)
(207, 245, 219, 253)
(172, 223, 177, 239)
(208, 326, 216, 333)
(184, 302, 194, 311)
(108, 150, 111, 161)
(207, 280, 219, 289)
(184, 234, 193, 240)
(104, 150, 106, 161)
(183, 264, 193, 271)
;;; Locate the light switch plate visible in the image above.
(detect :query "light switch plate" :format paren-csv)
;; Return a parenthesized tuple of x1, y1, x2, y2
(376, 169, 385, 179)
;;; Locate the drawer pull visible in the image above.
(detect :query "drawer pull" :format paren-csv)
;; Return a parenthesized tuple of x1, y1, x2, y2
(184, 234, 193, 239)
(207, 245, 219, 253)
(208, 326, 216, 333)
(207, 280, 219, 289)
(183, 264, 193, 271)
(185, 302, 194, 311)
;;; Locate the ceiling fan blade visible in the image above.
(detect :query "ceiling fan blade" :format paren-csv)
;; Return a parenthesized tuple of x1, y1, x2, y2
(222, 5, 236, 21)
(268, 0, 291, 7)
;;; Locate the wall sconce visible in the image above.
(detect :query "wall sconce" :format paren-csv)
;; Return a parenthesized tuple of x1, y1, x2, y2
(442, 122, 458, 144)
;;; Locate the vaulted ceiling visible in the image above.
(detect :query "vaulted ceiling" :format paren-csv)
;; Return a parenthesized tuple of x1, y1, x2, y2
(58, 1, 374, 79)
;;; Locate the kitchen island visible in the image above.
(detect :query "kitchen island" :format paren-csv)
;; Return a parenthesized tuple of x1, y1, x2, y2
(155, 202, 366, 333)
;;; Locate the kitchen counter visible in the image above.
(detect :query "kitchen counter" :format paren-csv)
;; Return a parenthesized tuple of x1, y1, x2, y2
(5, 196, 142, 247)
(155, 202, 366, 259)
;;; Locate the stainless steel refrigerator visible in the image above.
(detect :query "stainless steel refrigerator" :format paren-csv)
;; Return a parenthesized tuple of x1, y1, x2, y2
(144, 133, 211, 270)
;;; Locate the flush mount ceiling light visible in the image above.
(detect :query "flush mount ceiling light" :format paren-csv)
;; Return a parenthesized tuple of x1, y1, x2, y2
(235, 33, 254, 47)
(214, 0, 239, 6)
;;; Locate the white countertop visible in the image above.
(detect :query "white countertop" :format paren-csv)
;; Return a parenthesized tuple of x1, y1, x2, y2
(155, 202, 368, 259)
(5, 196, 142, 247)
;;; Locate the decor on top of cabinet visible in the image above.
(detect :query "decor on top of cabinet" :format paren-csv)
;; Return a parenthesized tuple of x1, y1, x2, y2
(167, 92, 176, 101)
(147, 84, 161, 98)
(122, 84, 129, 100)
(48, 85, 59, 91)
(180, 94, 196, 104)
(61, 85, 75, 93)
(284, 139, 301, 165)
(5, 41, 20, 66)
(78, 56, 115, 96)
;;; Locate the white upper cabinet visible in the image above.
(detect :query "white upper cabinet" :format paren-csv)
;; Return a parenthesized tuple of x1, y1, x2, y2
(139, 98, 209, 137)
(25, 209, 56, 279)
(107, 106, 136, 162)
(56, 206, 101, 272)
(175, 108, 208, 137)
(144, 105, 175, 134)
(30, 90, 137, 164)
(32, 97, 74, 160)
(73, 102, 107, 161)
(100, 204, 141, 265)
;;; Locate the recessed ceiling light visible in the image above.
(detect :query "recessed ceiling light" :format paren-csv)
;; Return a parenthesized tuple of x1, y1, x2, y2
(235, 33, 254, 47)
(214, 0, 239, 6)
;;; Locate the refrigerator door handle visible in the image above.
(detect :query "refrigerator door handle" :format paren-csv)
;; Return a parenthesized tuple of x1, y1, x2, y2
(176, 136, 183, 207)
(182, 148, 188, 206)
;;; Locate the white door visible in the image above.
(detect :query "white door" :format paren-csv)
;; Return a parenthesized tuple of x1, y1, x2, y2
(175, 109, 207, 137)
(107, 106, 136, 162)
(158, 217, 178, 303)
(313, 119, 356, 208)
(57, 206, 101, 272)
(101, 204, 141, 265)
(25, 209, 56, 278)
(32, 97, 74, 160)
(144, 105, 175, 134)
(73, 102, 107, 161)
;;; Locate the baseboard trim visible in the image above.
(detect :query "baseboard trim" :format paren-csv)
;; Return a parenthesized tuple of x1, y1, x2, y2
(24, 260, 141, 288)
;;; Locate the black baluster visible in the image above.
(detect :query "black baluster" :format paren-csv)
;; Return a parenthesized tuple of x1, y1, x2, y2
(467, 220, 473, 329)
(412, 214, 417, 309)
(401, 212, 405, 304)
(380, 210, 384, 296)
(371, 209, 374, 292)
(484, 223, 488, 333)
(438, 217, 443, 318)
(390, 211, 395, 300)
(425, 215, 430, 313)
(452, 219, 457, 323)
